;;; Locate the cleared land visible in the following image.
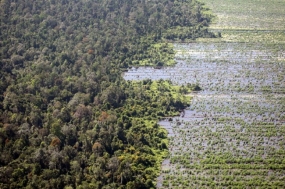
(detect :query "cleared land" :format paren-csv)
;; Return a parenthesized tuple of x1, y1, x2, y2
(124, 0, 285, 188)
(201, 0, 285, 31)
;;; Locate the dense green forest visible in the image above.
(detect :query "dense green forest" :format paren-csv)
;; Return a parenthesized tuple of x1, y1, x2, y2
(0, 0, 214, 188)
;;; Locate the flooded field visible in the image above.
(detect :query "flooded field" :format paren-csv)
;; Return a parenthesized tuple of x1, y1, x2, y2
(124, 0, 285, 188)
(124, 43, 285, 94)
(124, 41, 285, 188)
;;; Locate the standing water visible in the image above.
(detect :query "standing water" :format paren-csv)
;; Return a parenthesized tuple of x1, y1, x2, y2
(124, 0, 285, 187)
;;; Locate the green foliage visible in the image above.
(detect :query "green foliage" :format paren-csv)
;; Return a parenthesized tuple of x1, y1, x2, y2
(136, 43, 176, 67)
(0, 0, 210, 188)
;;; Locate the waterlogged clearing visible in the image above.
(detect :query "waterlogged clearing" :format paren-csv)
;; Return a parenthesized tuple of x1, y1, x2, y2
(124, 0, 285, 187)
(200, 0, 285, 31)
(156, 93, 285, 188)
(124, 43, 285, 94)
(124, 41, 285, 187)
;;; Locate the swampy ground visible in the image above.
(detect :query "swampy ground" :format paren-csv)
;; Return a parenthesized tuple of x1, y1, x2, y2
(124, 0, 285, 188)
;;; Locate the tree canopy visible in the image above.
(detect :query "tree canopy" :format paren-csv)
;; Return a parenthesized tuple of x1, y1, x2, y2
(0, 0, 213, 188)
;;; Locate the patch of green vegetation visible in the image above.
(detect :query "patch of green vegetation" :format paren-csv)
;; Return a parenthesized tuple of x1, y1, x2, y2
(261, 86, 272, 93)
(125, 80, 192, 120)
(134, 43, 176, 67)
